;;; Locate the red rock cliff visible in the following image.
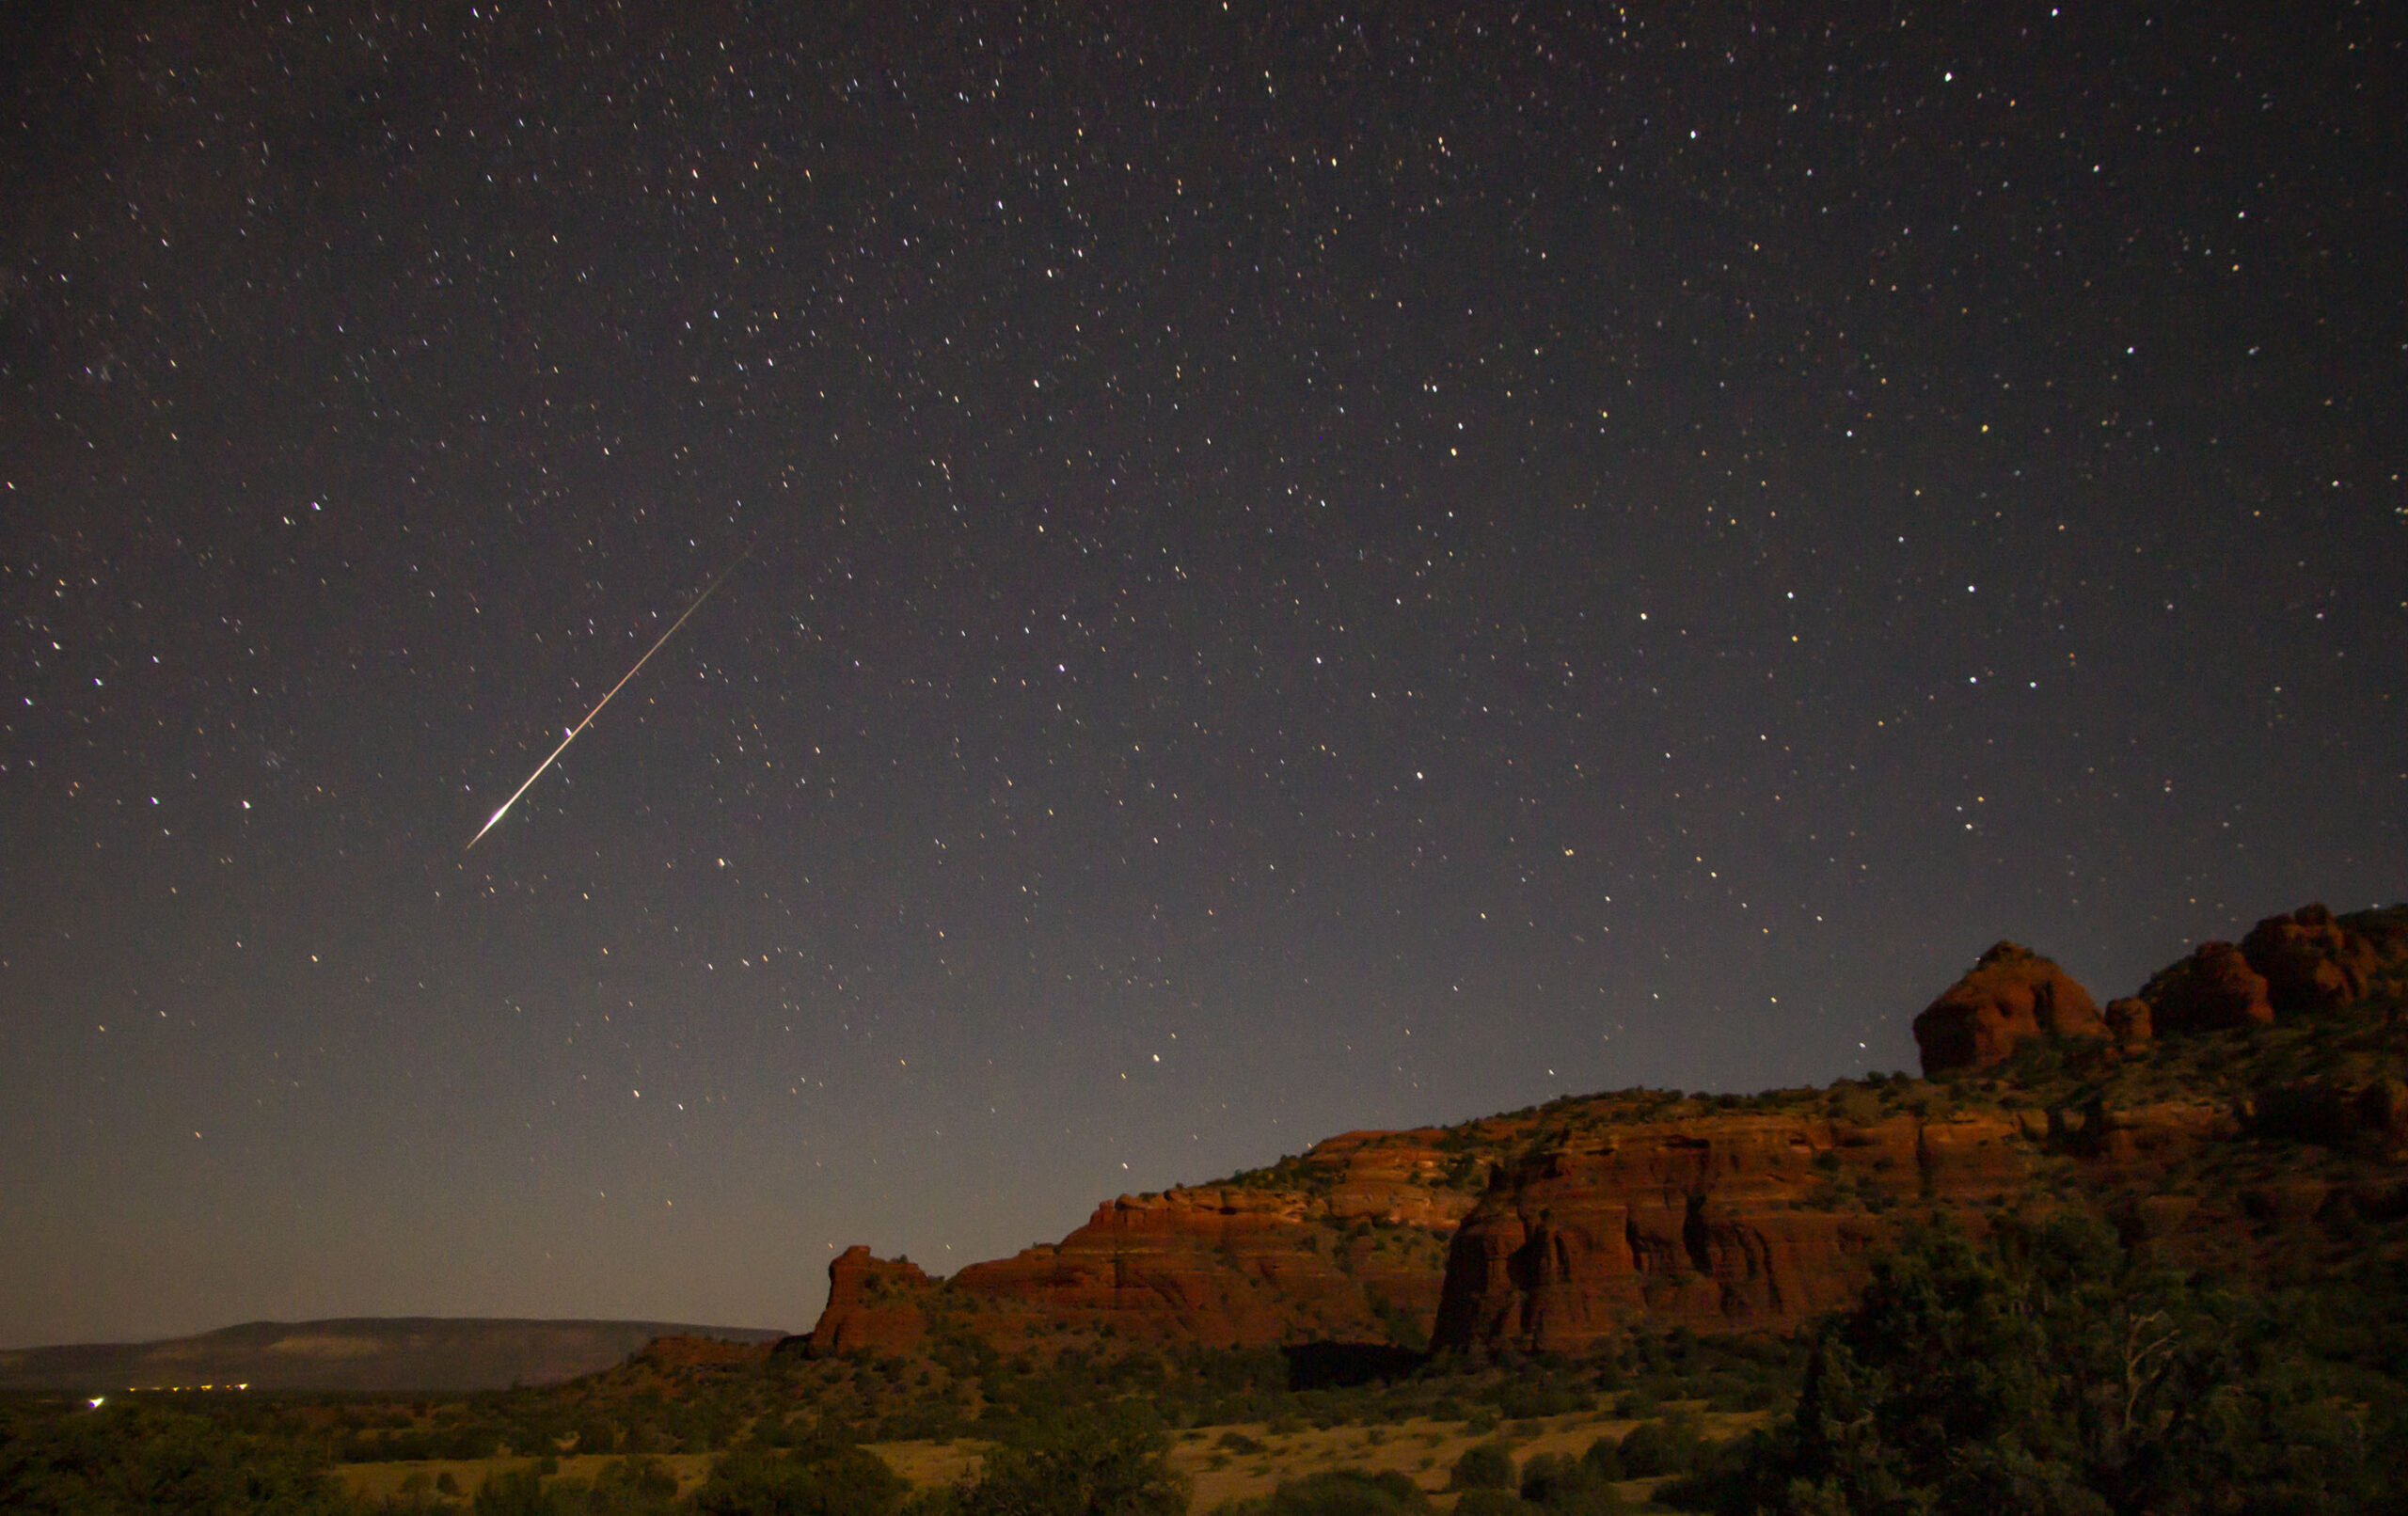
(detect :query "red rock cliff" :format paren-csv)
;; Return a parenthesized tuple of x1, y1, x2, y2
(810, 902, 2406, 1361)
(805, 1125, 1495, 1355)
(1433, 1108, 1996, 1351)
(808, 1247, 937, 1357)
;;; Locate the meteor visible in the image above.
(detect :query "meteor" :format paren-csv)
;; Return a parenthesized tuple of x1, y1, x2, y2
(467, 543, 753, 849)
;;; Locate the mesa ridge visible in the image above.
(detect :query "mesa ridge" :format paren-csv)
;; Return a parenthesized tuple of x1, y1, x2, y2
(806, 900, 2408, 1358)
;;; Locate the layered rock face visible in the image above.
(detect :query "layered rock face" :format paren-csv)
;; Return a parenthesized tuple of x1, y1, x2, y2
(806, 1127, 1490, 1355)
(1428, 1096, 2261, 1354)
(1433, 1111, 2009, 1351)
(947, 1189, 1394, 1347)
(810, 902, 2406, 1362)
(1913, 941, 2105, 1075)
(809, 1249, 938, 1356)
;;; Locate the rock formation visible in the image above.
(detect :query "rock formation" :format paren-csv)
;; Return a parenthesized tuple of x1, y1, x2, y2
(808, 902, 2407, 1363)
(1426, 1093, 2262, 1354)
(1912, 940, 2105, 1075)
(805, 1128, 1493, 1355)
(809, 1248, 938, 1356)
(2141, 941, 2274, 1033)
(1432, 1114, 1898, 1350)
(2240, 904, 2384, 1014)
(2104, 997, 2153, 1047)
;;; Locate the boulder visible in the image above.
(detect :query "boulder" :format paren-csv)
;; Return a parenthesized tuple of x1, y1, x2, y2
(2241, 904, 2383, 1015)
(2105, 997, 2153, 1047)
(1912, 941, 2105, 1075)
(2141, 942, 2273, 1034)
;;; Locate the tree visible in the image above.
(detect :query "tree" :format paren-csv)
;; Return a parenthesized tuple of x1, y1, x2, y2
(474, 1468, 560, 1516)
(1691, 1214, 2384, 1516)
(582, 1456, 680, 1515)
(1447, 1444, 1513, 1492)
(690, 1432, 908, 1516)
(1519, 1451, 1625, 1515)
(957, 1406, 1189, 1516)
(0, 1400, 353, 1516)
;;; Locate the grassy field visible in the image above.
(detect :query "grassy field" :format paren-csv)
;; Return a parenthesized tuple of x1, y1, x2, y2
(337, 1451, 716, 1503)
(1146, 1408, 1756, 1511)
(333, 1405, 1766, 1509)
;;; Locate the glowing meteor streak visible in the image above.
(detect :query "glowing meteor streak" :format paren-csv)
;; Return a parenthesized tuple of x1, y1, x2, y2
(467, 545, 752, 849)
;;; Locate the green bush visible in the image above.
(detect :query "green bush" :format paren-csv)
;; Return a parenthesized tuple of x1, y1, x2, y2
(1495, 1382, 1592, 1420)
(1576, 1436, 1623, 1482)
(473, 1469, 558, 1516)
(957, 1408, 1189, 1516)
(1256, 1469, 1432, 1516)
(0, 1401, 354, 1516)
(1693, 1215, 2397, 1514)
(1517, 1452, 1624, 1514)
(1611, 1415, 1700, 1479)
(581, 1456, 679, 1515)
(1447, 1443, 1514, 1492)
(690, 1437, 907, 1516)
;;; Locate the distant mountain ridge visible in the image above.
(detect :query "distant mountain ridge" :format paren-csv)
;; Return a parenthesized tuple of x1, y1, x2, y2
(0, 1318, 788, 1394)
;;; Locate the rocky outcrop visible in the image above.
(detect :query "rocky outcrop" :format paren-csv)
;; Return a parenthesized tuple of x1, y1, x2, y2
(2138, 904, 2408, 1037)
(1913, 941, 2105, 1075)
(2141, 942, 2273, 1034)
(804, 1127, 1494, 1355)
(2241, 904, 2384, 1015)
(945, 1190, 1384, 1347)
(807, 1248, 938, 1357)
(1432, 1110, 2011, 1351)
(1429, 1093, 2258, 1354)
(808, 901, 2406, 1363)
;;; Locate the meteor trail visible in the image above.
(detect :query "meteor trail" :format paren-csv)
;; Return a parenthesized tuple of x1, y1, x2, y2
(467, 544, 753, 849)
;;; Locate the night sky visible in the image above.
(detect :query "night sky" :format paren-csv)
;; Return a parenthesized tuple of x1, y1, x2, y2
(3, 3, 2401, 1348)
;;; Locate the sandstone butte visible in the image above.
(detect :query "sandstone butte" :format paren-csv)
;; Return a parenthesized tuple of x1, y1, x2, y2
(805, 903, 2407, 1360)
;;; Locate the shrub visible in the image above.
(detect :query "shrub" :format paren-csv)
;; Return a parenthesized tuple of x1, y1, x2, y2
(587, 1456, 680, 1515)
(690, 1437, 907, 1516)
(1447, 1443, 1514, 1492)
(958, 1408, 1189, 1516)
(473, 1469, 557, 1516)
(1695, 1215, 2395, 1514)
(1611, 1415, 1700, 1479)
(1258, 1469, 1432, 1516)
(1577, 1436, 1623, 1482)
(1517, 1451, 1624, 1514)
